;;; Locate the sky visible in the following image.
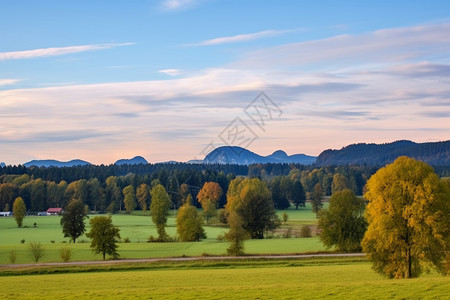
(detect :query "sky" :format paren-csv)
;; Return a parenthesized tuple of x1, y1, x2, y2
(1, 0, 449, 165)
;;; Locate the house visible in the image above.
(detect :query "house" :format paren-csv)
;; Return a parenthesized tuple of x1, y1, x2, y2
(46, 208, 63, 215)
(0, 211, 11, 217)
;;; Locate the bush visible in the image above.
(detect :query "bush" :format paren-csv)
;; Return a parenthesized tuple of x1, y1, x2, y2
(300, 225, 312, 238)
(123, 237, 131, 243)
(60, 247, 72, 262)
(217, 209, 228, 224)
(216, 233, 225, 241)
(283, 227, 293, 238)
(20, 239, 25, 244)
(50, 240, 55, 243)
(9, 250, 17, 264)
(29, 242, 44, 263)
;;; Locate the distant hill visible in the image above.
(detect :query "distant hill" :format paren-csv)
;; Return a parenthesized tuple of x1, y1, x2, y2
(203, 146, 316, 165)
(114, 156, 148, 165)
(316, 140, 450, 166)
(24, 159, 91, 168)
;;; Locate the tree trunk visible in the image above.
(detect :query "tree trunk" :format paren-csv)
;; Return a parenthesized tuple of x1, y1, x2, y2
(103, 252, 106, 260)
(406, 247, 411, 278)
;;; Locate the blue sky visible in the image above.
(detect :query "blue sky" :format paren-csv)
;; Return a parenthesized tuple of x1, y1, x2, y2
(1, 0, 449, 165)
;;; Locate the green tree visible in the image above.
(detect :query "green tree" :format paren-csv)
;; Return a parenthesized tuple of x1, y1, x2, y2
(12, 197, 26, 227)
(86, 216, 120, 260)
(331, 173, 349, 195)
(225, 178, 278, 239)
(176, 195, 206, 241)
(362, 157, 449, 279)
(282, 212, 289, 224)
(136, 183, 150, 212)
(225, 211, 247, 256)
(150, 184, 171, 241)
(292, 181, 306, 209)
(60, 199, 87, 243)
(318, 189, 367, 252)
(311, 183, 323, 217)
(123, 185, 136, 214)
(29, 242, 44, 263)
(197, 182, 223, 223)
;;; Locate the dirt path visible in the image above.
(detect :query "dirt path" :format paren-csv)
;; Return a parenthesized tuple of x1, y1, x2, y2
(1, 253, 365, 269)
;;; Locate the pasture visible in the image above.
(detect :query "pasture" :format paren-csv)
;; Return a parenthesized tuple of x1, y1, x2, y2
(1, 258, 448, 299)
(0, 205, 326, 264)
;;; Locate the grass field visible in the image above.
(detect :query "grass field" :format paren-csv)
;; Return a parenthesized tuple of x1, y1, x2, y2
(1, 258, 448, 299)
(0, 205, 327, 264)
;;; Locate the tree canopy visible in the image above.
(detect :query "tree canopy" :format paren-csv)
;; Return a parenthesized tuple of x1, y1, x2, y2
(176, 195, 206, 242)
(86, 216, 120, 260)
(150, 184, 171, 241)
(318, 189, 367, 252)
(60, 198, 87, 243)
(12, 196, 26, 227)
(197, 182, 223, 223)
(362, 156, 449, 278)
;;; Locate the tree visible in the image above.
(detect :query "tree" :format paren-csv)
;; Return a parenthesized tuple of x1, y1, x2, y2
(197, 182, 223, 223)
(282, 212, 289, 224)
(123, 185, 136, 214)
(331, 173, 349, 195)
(60, 198, 87, 243)
(176, 195, 206, 241)
(311, 183, 323, 216)
(270, 177, 290, 209)
(12, 197, 26, 227)
(136, 183, 150, 212)
(318, 189, 367, 252)
(150, 184, 171, 241)
(225, 178, 278, 239)
(86, 216, 120, 260)
(292, 181, 306, 209)
(362, 157, 449, 279)
(225, 211, 247, 256)
(29, 242, 44, 263)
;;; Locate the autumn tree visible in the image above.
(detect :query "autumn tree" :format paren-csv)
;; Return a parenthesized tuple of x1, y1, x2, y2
(123, 185, 136, 214)
(60, 198, 87, 243)
(197, 182, 223, 223)
(176, 195, 206, 241)
(150, 184, 171, 241)
(331, 173, 349, 195)
(318, 189, 367, 252)
(86, 216, 120, 260)
(311, 183, 323, 216)
(225, 178, 278, 239)
(362, 157, 449, 279)
(136, 183, 150, 212)
(13, 197, 26, 227)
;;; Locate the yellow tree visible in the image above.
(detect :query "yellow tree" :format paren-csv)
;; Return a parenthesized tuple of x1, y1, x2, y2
(362, 156, 449, 279)
(197, 182, 223, 223)
(13, 197, 26, 227)
(176, 195, 206, 241)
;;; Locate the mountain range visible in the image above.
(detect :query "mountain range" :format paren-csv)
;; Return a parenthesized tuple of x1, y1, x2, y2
(114, 156, 148, 165)
(203, 146, 316, 165)
(23, 159, 91, 168)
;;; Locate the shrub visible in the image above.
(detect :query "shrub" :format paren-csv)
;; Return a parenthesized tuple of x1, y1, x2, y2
(283, 227, 293, 238)
(300, 225, 312, 238)
(9, 250, 17, 264)
(29, 242, 44, 263)
(59, 247, 72, 262)
(20, 239, 25, 244)
(123, 237, 131, 243)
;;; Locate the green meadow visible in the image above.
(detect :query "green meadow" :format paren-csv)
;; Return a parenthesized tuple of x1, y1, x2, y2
(1, 258, 448, 299)
(0, 205, 326, 264)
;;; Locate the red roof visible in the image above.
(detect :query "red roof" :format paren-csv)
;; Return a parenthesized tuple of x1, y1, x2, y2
(46, 208, 63, 213)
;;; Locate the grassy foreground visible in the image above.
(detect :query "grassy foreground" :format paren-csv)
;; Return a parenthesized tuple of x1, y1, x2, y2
(1, 258, 448, 299)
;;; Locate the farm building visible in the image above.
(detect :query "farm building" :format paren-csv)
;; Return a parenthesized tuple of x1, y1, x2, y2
(0, 211, 11, 217)
(46, 207, 63, 215)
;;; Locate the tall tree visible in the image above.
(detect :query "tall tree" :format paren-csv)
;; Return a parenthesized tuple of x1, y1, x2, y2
(123, 185, 136, 214)
(318, 189, 367, 252)
(225, 211, 247, 256)
(60, 199, 87, 243)
(311, 183, 323, 217)
(136, 183, 150, 212)
(197, 182, 223, 223)
(176, 195, 206, 241)
(86, 216, 120, 260)
(362, 157, 449, 279)
(12, 197, 26, 227)
(331, 173, 349, 195)
(225, 178, 278, 239)
(150, 184, 171, 241)
(292, 181, 306, 209)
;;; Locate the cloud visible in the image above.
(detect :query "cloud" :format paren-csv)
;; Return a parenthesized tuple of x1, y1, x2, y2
(0, 43, 134, 61)
(158, 69, 182, 76)
(185, 29, 293, 46)
(161, 0, 201, 10)
(0, 79, 21, 86)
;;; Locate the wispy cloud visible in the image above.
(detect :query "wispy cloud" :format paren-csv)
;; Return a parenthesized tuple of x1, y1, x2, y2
(0, 43, 134, 61)
(185, 29, 294, 46)
(158, 69, 182, 76)
(0, 79, 21, 86)
(161, 0, 201, 11)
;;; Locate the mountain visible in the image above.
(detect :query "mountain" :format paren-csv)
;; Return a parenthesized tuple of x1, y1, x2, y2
(0, 162, 5, 167)
(24, 159, 91, 168)
(316, 140, 450, 166)
(114, 156, 148, 165)
(203, 146, 316, 165)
